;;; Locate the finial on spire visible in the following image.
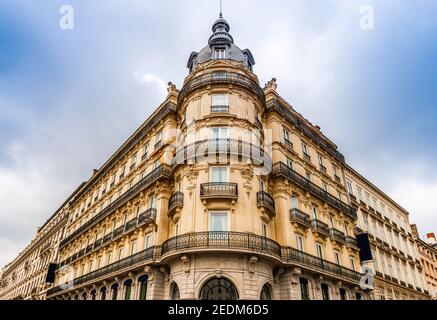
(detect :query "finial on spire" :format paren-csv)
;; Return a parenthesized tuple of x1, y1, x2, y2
(219, 0, 223, 18)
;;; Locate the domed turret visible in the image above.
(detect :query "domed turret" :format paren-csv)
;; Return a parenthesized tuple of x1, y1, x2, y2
(187, 13, 255, 73)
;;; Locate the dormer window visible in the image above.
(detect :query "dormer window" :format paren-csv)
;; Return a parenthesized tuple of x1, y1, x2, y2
(214, 48, 226, 59)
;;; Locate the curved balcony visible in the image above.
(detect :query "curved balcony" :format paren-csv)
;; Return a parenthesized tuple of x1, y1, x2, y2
(168, 192, 184, 217)
(257, 191, 275, 218)
(161, 231, 282, 259)
(171, 139, 272, 173)
(290, 209, 311, 229)
(178, 71, 265, 105)
(200, 183, 238, 200)
(272, 162, 357, 220)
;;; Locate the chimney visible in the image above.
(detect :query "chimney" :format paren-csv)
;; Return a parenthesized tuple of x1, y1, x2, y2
(411, 224, 419, 238)
(426, 233, 437, 245)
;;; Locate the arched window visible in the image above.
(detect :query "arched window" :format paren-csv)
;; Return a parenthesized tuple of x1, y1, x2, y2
(90, 290, 96, 300)
(321, 283, 330, 300)
(111, 283, 119, 300)
(339, 288, 347, 300)
(124, 279, 132, 300)
(260, 284, 272, 300)
(100, 287, 107, 300)
(299, 278, 310, 300)
(356, 292, 363, 300)
(171, 283, 180, 300)
(74, 294, 79, 300)
(200, 278, 238, 300)
(138, 275, 148, 300)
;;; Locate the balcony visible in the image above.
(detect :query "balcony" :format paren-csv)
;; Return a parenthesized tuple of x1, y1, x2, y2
(281, 247, 363, 284)
(211, 105, 229, 113)
(171, 139, 271, 173)
(256, 191, 275, 217)
(271, 162, 357, 220)
(290, 209, 311, 228)
(283, 139, 294, 150)
(200, 183, 238, 200)
(320, 164, 327, 173)
(154, 140, 163, 150)
(311, 219, 330, 237)
(345, 236, 359, 249)
(168, 192, 184, 217)
(59, 165, 171, 249)
(334, 175, 341, 184)
(303, 153, 311, 162)
(330, 228, 346, 244)
(47, 246, 161, 297)
(161, 231, 281, 258)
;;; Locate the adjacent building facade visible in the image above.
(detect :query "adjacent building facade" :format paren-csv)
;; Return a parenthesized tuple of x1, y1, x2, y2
(1, 13, 432, 301)
(412, 226, 437, 299)
(0, 201, 71, 300)
(344, 166, 429, 299)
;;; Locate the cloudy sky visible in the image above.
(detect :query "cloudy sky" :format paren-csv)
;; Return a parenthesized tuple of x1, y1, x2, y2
(1, 0, 436, 267)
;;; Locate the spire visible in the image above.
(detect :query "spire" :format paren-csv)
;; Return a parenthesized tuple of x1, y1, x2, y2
(219, 0, 223, 18)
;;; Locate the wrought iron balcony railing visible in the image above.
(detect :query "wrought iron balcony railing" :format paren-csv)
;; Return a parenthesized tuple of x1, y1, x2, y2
(200, 183, 238, 200)
(256, 191, 275, 216)
(171, 139, 271, 171)
(281, 246, 362, 283)
(330, 228, 346, 243)
(290, 209, 311, 227)
(59, 165, 170, 248)
(178, 72, 265, 106)
(161, 231, 282, 258)
(345, 236, 358, 248)
(168, 192, 184, 215)
(59, 209, 156, 268)
(272, 162, 357, 220)
(211, 105, 229, 113)
(47, 246, 161, 297)
(311, 219, 330, 236)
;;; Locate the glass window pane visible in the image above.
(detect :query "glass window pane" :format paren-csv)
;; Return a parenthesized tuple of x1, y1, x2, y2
(210, 212, 228, 231)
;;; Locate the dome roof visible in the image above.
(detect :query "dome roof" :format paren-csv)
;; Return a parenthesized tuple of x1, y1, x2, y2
(187, 14, 255, 73)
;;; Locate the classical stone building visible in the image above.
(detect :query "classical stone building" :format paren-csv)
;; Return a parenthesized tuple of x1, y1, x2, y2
(411, 226, 437, 299)
(2, 13, 431, 301)
(344, 166, 430, 299)
(0, 187, 80, 300)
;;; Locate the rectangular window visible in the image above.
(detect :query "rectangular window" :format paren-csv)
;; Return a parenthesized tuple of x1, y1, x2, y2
(107, 253, 112, 265)
(357, 187, 363, 201)
(153, 160, 160, 170)
(145, 233, 152, 249)
(212, 94, 228, 107)
(211, 166, 228, 183)
(316, 244, 323, 259)
(211, 127, 228, 140)
(214, 48, 226, 59)
(305, 172, 311, 181)
(291, 196, 299, 209)
(209, 212, 228, 232)
(334, 251, 341, 265)
(262, 223, 268, 238)
(300, 278, 310, 300)
(287, 159, 294, 170)
(311, 206, 318, 220)
(118, 247, 124, 260)
(318, 154, 324, 166)
(149, 194, 155, 209)
(350, 257, 356, 271)
(130, 241, 136, 255)
(296, 235, 304, 251)
(302, 142, 308, 155)
(283, 128, 291, 144)
(346, 180, 353, 195)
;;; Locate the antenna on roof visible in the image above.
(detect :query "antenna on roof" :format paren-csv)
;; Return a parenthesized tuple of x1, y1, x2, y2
(219, 0, 223, 18)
